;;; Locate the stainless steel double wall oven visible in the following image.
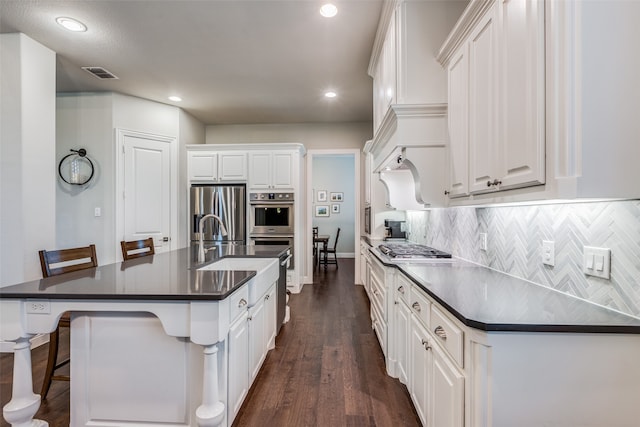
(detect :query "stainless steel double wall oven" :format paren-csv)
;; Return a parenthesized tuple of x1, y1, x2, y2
(249, 192, 295, 269)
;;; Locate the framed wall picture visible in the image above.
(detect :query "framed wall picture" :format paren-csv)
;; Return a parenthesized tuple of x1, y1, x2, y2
(317, 190, 327, 202)
(332, 204, 340, 213)
(330, 192, 343, 202)
(315, 205, 329, 217)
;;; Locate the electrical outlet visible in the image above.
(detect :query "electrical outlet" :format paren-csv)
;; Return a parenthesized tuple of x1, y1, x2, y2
(26, 300, 50, 314)
(479, 233, 488, 251)
(94, 207, 101, 217)
(542, 240, 555, 266)
(583, 246, 611, 279)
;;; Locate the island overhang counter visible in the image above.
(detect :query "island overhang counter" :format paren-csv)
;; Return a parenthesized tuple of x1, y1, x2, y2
(0, 244, 289, 427)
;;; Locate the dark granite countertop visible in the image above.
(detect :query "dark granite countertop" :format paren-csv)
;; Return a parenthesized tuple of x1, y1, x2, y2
(0, 244, 289, 301)
(365, 241, 640, 334)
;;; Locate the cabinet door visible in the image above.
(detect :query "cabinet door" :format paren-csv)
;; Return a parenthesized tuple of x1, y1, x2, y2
(409, 316, 430, 427)
(248, 298, 266, 383)
(228, 311, 249, 423)
(188, 152, 218, 182)
(272, 152, 294, 189)
(396, 300, 411, 385)
(447, 45, 470, 197)
(468, 4, 499, 194)
(218, 152, 247, 182)
(248, 152, 272, 189)
(265, 284, 277, 350)
(498, 0, 545, 189)
(431, 344, 465, 427)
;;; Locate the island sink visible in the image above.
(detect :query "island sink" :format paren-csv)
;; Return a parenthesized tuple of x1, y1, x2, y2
(199, 257, 278, 305)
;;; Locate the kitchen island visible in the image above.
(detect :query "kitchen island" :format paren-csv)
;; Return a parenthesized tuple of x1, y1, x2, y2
(361, 238, 640, 427)
(0, 244, 289, 427)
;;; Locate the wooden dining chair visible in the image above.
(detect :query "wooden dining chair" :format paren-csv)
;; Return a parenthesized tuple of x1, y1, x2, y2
(312, 227, 319, 264)
(121, 237, 155, 260)
(320, 228, 340, 270)
(38, 244, 98, 400)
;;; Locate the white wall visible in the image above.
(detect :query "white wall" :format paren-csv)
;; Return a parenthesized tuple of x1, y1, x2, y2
(205, 122, 371, 149)
(56, 92, 204, 265)
(312, 155, 356, 256)
(0, 34, 56, 286)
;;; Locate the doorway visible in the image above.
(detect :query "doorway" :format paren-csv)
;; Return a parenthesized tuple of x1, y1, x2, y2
(304, 149, 360, 285)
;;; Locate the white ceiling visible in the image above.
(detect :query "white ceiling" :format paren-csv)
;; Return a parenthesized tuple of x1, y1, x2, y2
(0, 0, 383, 125)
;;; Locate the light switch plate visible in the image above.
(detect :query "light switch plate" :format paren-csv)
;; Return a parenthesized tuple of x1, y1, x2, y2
(479, 233, 487, 251)
(583, 246, 611, 279)
(542, 240, 555, 266)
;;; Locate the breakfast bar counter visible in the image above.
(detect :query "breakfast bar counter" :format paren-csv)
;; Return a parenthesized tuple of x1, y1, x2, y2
(0, 244, 288, 427)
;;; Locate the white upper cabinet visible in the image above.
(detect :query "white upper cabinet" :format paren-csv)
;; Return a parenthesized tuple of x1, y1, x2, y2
(248, 151, 295, 190)
(441, 0, 639, 203)
(442, 0, 545, 197)
(188, 151, 247, 183)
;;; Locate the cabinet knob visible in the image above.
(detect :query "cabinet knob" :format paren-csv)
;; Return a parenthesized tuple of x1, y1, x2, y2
(412, 302, 421, 312)
(444, 190, 450, 195)
(397, 285, 405, 294)
(421, 339, 431, 351)
(238, 298, 247, 308)
(487, 179, 502, 187)
(434, 325, 447, 340)
(486, 180, 493, 187)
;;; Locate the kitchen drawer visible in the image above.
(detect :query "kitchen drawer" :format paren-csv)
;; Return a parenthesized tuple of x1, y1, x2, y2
(370, 286, 385, 323)
(228, 285, 249, 324)
(409, 285, 431, 328)
(370, 254, 385, 281)
(372, 313, 386, 355)
(395, 274, 412, 305)
(430, 305, 464, 367)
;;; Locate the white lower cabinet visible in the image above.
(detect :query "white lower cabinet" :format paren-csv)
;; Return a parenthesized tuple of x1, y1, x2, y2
(228, 311, 250, 423)
(409, 316, 431, 425)
(229, 282, 277, 425)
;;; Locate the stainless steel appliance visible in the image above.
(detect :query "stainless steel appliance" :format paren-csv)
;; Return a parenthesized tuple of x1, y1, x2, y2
(384, 220, 406, 240)
(378, 243, 452, 259)
(249, 192, 294, 235)
(250, 235, 294, 270)
(277, 249, 292, 333)
(249, 192, 295, 269)
(190, 184, 246, 244)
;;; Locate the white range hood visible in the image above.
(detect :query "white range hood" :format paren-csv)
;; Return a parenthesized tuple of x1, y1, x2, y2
(367, 104, 448, 210)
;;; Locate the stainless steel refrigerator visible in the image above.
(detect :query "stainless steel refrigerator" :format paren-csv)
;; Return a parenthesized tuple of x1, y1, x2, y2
(190, 185, 246, 244)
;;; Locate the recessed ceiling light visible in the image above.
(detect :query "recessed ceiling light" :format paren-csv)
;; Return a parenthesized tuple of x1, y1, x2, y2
(324, 91, 337, 98)
(168, 96, 182, 102)
(320, 4, 338, 18)
(56, 17, 87, 32)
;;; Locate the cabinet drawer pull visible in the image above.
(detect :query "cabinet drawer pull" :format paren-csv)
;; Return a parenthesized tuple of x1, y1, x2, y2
(412, 302, 421, 312)
(421, 339, 431, 351)
(397, 285, 405, 294)
(238, 298, 247, 307)
(434, 325, 447, 340)
(265, 294, 270, 301)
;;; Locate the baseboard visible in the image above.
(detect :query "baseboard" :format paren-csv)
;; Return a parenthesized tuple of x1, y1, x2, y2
(0, 333, 49, 353)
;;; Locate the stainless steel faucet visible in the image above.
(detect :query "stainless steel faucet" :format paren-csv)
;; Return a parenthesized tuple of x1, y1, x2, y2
(197, 214, 228, 263)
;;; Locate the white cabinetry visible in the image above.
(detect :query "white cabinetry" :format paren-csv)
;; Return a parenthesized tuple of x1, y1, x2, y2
(188, 151, 247, 183)
(248, 283, 276, 382)
(227, 310, 249, 422)
(443, 0, 545, 197)
(248, 151, 294, 190)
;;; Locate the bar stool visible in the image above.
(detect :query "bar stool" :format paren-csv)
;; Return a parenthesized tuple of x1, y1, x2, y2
(38, 244, 98, 400)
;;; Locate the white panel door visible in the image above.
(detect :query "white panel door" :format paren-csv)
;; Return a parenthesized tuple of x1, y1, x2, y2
(468, 4, 498, 194)
(272, 152, 294, 189)
(123, 132, 172, 252)
(447, 45, 470, 197)
(498, 0, 545, 189)
(248, 152, 272, 189)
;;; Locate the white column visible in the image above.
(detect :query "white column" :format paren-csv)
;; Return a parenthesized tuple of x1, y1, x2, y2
(2, 337, 48, 426)
(195, 343, 225, 427)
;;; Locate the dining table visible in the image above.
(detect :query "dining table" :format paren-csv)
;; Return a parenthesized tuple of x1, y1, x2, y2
(314, 235, 329, 267)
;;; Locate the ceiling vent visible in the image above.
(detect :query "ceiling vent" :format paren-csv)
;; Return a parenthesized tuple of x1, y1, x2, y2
(81, 66, 119, 80)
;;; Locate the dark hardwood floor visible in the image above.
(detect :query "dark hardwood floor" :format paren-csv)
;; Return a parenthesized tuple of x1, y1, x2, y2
(233, 259, 420, 426)
(1, 259, 419, 427)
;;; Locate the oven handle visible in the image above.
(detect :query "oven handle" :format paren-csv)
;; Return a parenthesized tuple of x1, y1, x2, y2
(280, 254, 293, 266)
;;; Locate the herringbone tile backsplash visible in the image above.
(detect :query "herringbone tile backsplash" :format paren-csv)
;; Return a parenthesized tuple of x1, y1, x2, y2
(405, 200, 640, 317)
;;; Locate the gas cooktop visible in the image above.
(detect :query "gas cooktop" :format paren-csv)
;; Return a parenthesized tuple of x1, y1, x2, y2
(378, 243, 452, 259)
